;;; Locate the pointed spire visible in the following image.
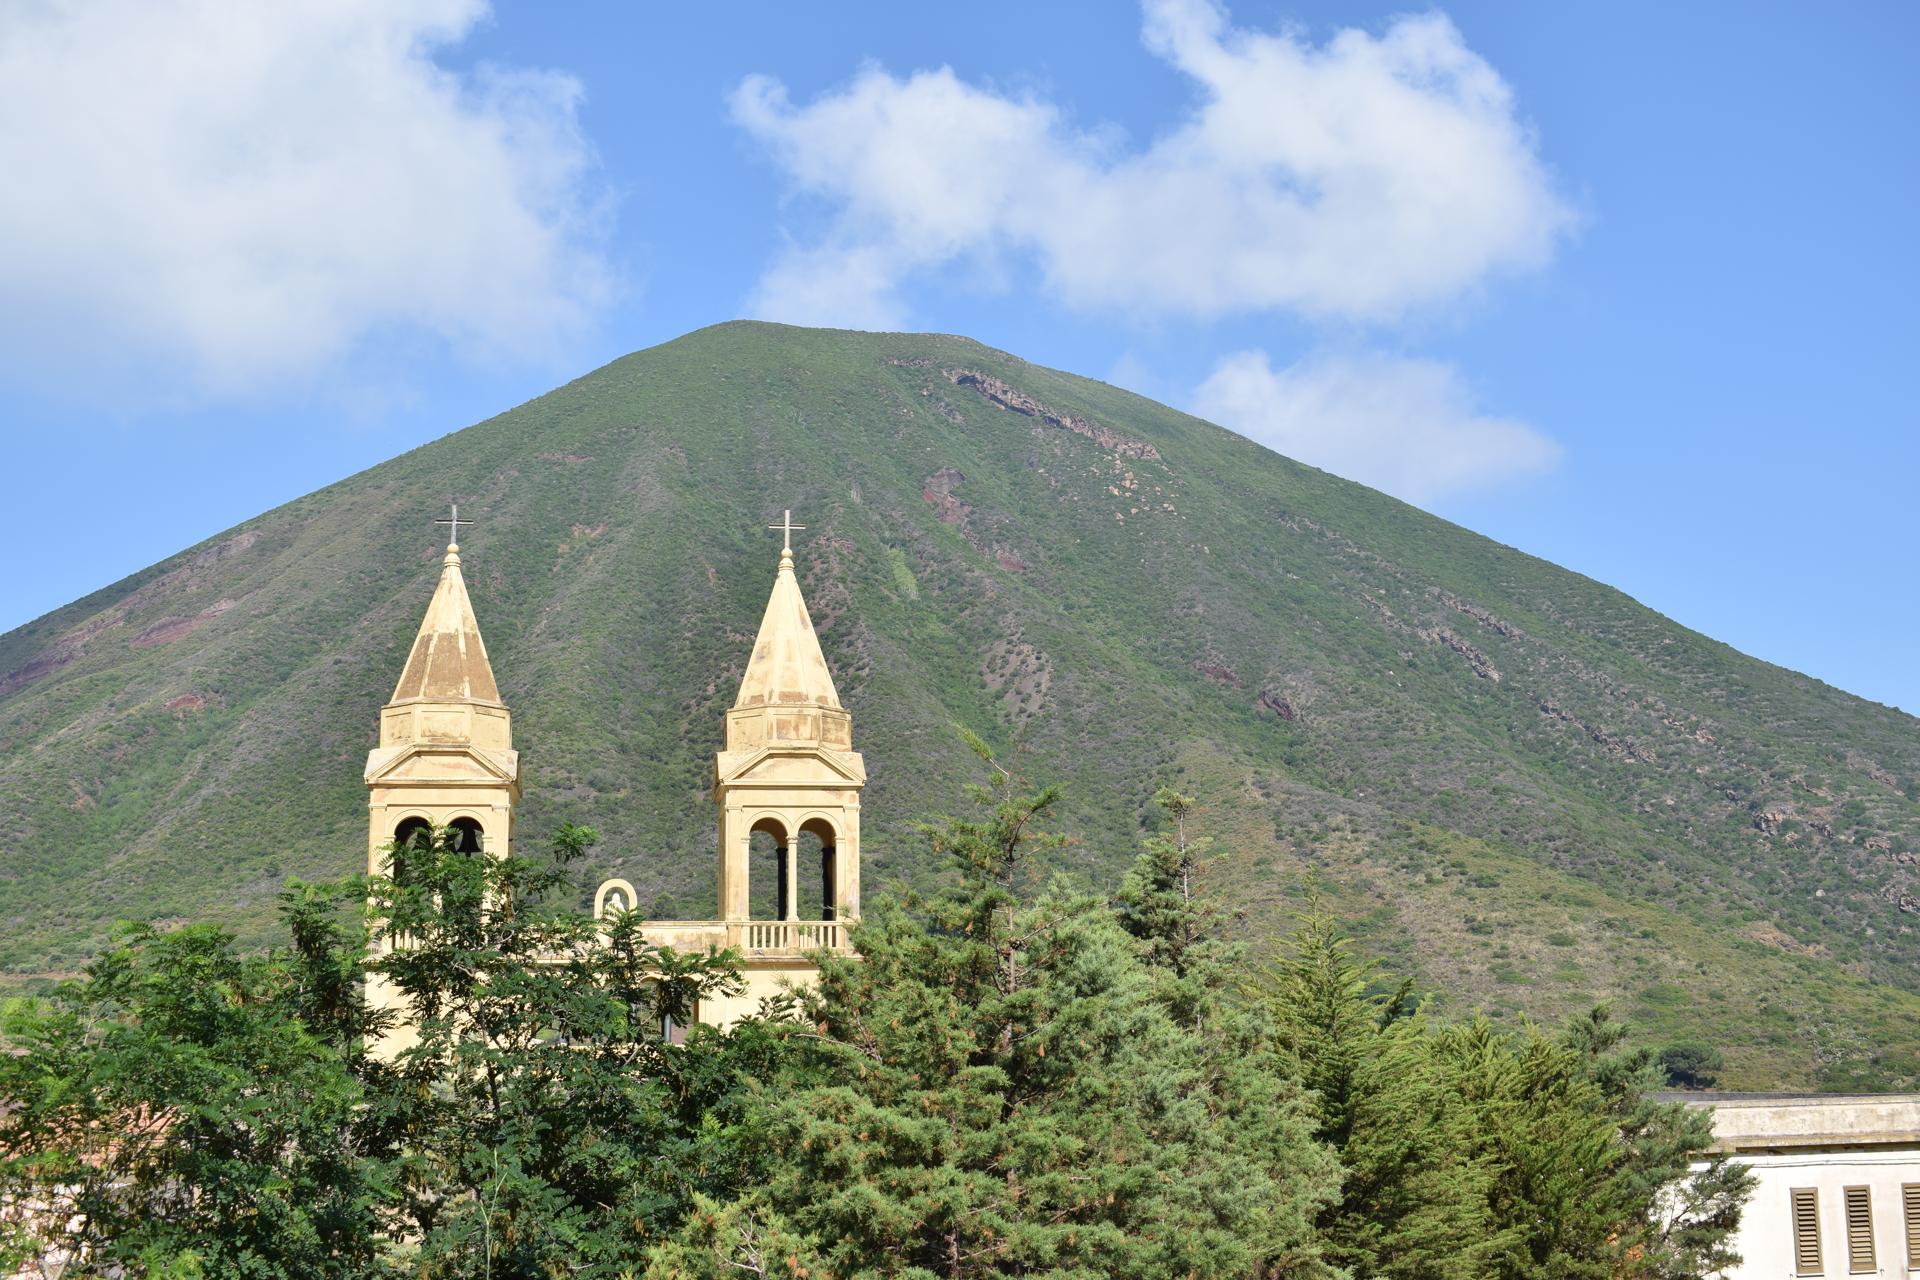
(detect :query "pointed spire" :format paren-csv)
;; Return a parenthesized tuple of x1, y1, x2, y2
(734, 530, 841, 710)
(389, 538, 502, 705)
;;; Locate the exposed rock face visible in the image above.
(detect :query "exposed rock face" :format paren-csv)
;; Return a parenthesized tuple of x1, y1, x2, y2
(1432, 589, 1527, 641)
(1537, 698, 1655, 764)
(0, 647, 77, 696)
(941, 368, 1161, 460)
(922, 468, 965, 498)
(1421, 627, 1501, 682)
(918, 469, 1028, 578)
(1258, 688, 1298, 721)
(2, 530, 260, 690)
(1851, 753, 1902, 788)
(132, 599, 236, 649)
(1743, 921, 1828, 957)
(922, 468, 970, 526)
(1196, 660, 1241, 687)
(1, 601, 129, 693)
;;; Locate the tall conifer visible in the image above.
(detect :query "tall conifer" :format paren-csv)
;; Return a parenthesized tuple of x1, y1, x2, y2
(655, 757, 1339, 1279)
(1261, 904, 1495, 1277)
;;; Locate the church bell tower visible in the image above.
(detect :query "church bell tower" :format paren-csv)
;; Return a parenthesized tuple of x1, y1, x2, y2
(364, 508, 520, 879)
(714, 512, 865, 925)
(363, 510, 518, 1056)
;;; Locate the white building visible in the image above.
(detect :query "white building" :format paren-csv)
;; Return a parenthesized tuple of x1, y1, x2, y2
(1677, 1093, 1920, 1277)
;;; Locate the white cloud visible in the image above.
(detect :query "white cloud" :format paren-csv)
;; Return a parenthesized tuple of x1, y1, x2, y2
(732, 0, 1571, 328)
(1191, 350, 1561, 503)
(0, 0, 611, 395)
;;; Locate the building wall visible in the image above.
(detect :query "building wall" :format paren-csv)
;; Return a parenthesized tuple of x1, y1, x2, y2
(1727, 1150, 1920, 1277)
(1689, 1094, 1920, 1279)
(700, 959, 827, 1029)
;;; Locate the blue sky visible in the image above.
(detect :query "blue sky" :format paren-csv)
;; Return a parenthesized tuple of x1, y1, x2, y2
(1, 0, 1915, 712)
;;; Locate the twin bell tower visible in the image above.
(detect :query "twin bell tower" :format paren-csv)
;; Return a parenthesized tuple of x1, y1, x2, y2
(364, 507, 863, 1031)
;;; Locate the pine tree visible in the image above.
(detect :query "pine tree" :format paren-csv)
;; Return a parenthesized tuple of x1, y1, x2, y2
(1427, 1008, 1752, 1280)
(1115, 788, 1231, 1028)
(1263, 908, 1752, 1280)
(1260, 903, 1496, 1278)
(658, 752, 1340, 1279)
(1433, 1018, 1625, 1279)
(1116, 789, 1342, 1272)
(1560, 1007, 1754, 1279)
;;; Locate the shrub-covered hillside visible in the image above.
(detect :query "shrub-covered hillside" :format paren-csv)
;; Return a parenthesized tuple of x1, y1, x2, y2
(2, 321, 1917, 1087)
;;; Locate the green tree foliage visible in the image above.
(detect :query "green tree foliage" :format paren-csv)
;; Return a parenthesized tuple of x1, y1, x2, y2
(1115, 790, 1346, 1274)
(364, 821, 774, 1277)
(1562, 1011, 1753, 1279)
(1261, 905, 1495, 1278)
(0, 892, 380, 1278)
(1115, 788, 1232, 1028)
(1263, 904, 1752, 1280)
(1658, 1041, 1724, 1089)
(651, 760, 1341, 1279)
(1, 774, 1751, 1279)
(0, 825, 775, 1280)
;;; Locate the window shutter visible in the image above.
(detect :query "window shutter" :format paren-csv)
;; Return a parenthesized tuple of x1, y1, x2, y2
(1793, 1187, 1823, 1275)
(1843, 1185, 1874, 1273)
(1903, 1183, 1919, 1269)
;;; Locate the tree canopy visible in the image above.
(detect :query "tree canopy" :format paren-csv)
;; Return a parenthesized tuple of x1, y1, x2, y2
(0, 767, 1750, 1279)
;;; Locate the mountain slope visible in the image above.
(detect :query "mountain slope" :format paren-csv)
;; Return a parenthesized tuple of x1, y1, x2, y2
(3, 321, 1917, 1088)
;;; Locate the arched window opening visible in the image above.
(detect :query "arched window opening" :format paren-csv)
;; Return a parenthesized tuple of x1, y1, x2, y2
(393, 816, 433, 850)
(448, 817, 485, 855)
(390, 817, 433, 885)
(747, 819, 789, 921)
(800, 818, 838, 921)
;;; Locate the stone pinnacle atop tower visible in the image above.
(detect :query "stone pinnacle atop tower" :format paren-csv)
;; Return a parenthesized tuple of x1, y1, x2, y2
(733, 510, 841, 713)
(389, 516, 501, 708)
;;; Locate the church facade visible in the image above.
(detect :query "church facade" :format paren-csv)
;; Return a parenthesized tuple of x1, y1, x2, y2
(363, 517, 861, 1044)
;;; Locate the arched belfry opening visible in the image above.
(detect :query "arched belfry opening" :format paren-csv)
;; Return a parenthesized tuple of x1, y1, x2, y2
(798, 818, 838, 921)
(747, 817, 791, 922)
(388, 816, 434, 886)
(448, 817, 485, 854)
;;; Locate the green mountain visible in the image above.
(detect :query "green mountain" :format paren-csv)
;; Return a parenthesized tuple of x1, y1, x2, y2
(3, 321, 1917, 1088)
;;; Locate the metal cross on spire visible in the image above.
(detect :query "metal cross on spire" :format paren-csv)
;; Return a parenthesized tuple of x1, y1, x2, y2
(767, 508, 806, 552)
(436, 502, 475, 547)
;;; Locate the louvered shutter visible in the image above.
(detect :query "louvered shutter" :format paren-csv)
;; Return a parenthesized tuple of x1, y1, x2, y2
(1843, 1185, 1874, 1272)
(1792, 1187, 1823, 1275)
(1903, 1184, 1920, 1269)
